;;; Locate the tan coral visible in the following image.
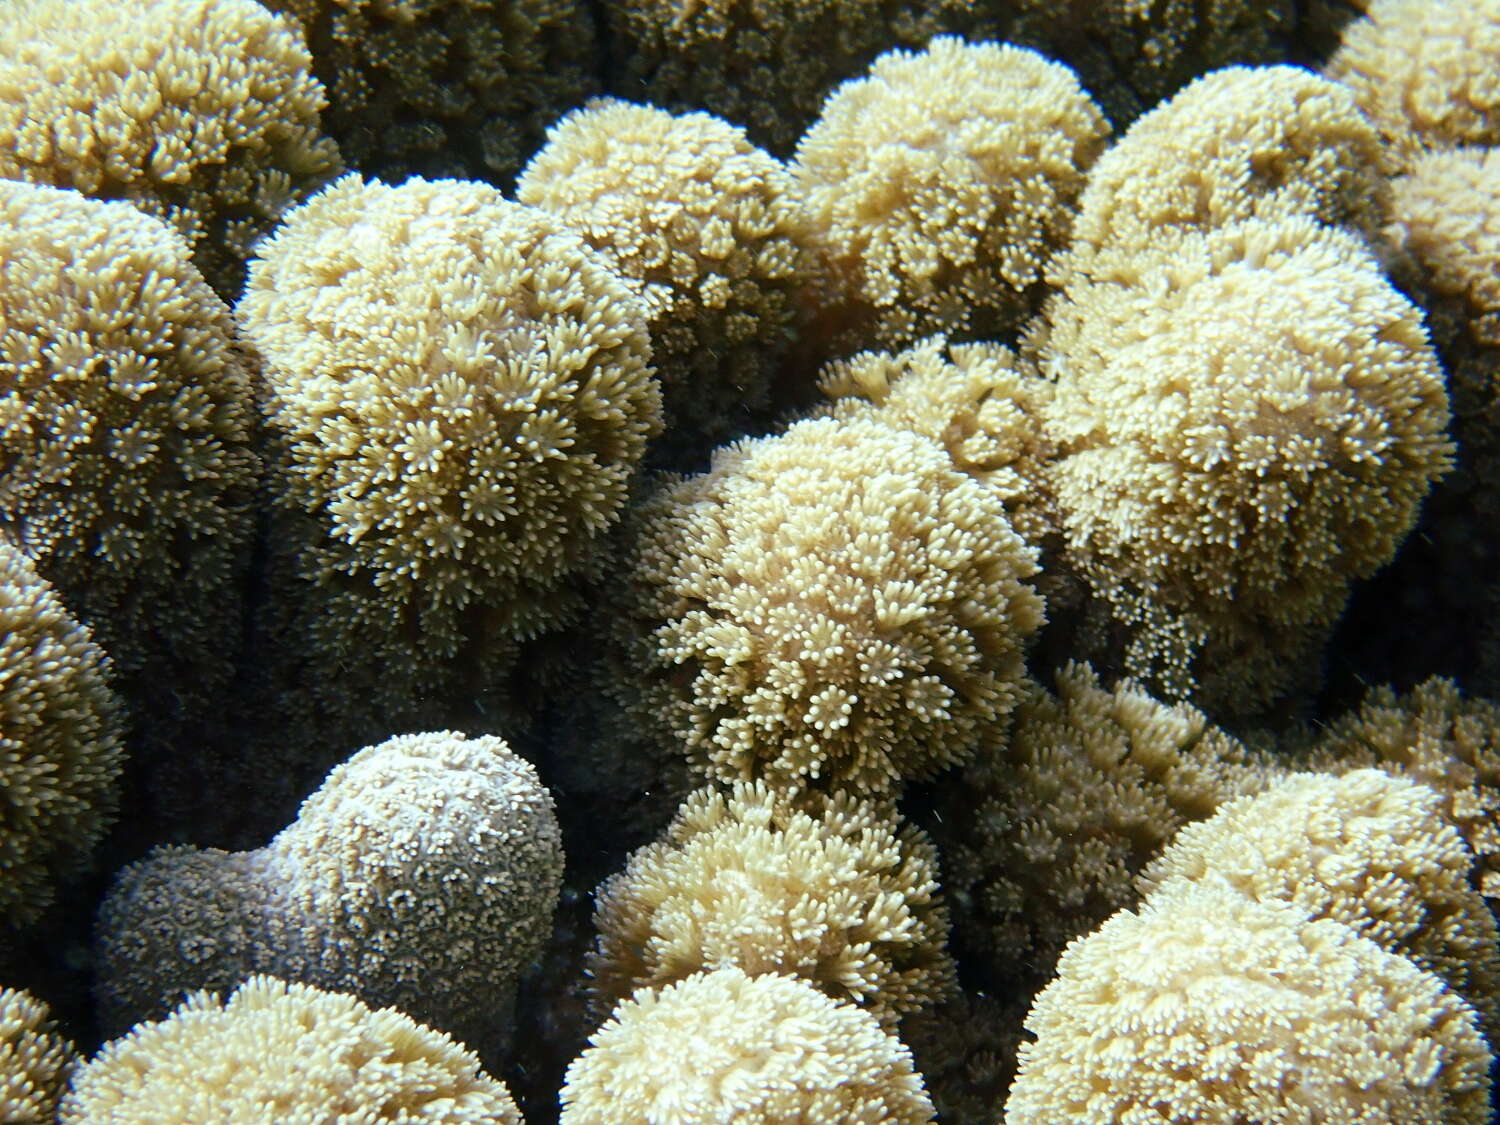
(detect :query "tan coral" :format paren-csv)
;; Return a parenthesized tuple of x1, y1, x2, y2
(239, 173, 659, 717)
(606, 414, 1043, 796)
(94, 732, 564, 1055)
(1139, 769, 1500, 1042)
(0, 180, 259, 739)
(588, 781, 954, 1027)
(0, 540, 125, 929)
(1057, 64, 1390, 278)
(0, 0, 340, 295)
(518, 99, 818, 450)
(1006, 879, 1494, 1125)
(261, 0, 597, 184)
(812, 336, 1057, 546)
(931, 664, 1272, 991)
(794, 37, 1108, 352)
(0, 987, 77, 1123)
(1325, 0, 1500, 169)
(1039, 215, 1452, 712)
(561, 968, 935, 1125)
(61, 976, 522, 1125)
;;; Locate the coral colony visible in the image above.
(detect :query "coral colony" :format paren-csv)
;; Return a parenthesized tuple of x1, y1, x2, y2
(1, 0, 1499, 1122)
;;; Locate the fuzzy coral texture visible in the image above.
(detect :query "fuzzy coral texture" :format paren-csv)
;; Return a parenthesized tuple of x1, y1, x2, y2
(0, 987, 77, 1124)
(1006, 879, 1494, 1125)
(606, 413, 1044, 796)
(260, 0, 598, 185)
(519, 98, 816, 451)
(793, 36, 1108, 351)
(561, 968, 935, 1125)
(0, 0, 340, 295)
(94, 732, 564, 1056)
(0, 541, 124, 929)
(60, 976, 523, 1125)
(588, 780, 954, 1027)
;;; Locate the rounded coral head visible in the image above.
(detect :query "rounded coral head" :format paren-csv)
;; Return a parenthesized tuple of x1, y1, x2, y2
(561, 967, 935, 1125)
(60, 976, 523, 1125)
(609, 414, 1043, 796)
(0, 0, 340, 294)
(1006, 880, 1493, 1125)
(0, 539, 125, 928)
(795, 36, 1108, 350)
(240, 173, 660, 642)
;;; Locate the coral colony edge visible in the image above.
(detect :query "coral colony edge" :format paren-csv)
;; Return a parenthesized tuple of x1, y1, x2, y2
(1, 0, 1499, 1122)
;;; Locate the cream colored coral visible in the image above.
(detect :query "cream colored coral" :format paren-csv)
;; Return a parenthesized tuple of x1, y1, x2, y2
(933, 664, 1272, 987)
(1005, 879, 1493, 1125)
(1140, 769, 1500, 1040)
(60, 976, 522, 1125)
(608, 414, 1043, 795)
(0, 987, 77, 1123)
(588, 781, 953, 1026)
(0, 181, 259, 723)
(1059, 65, 1390, 276)
(95, 732, 564, 1053)
(561, 968, 934, 1125)
(1040, 215, 1452, 709)
(0, 538, 125, 929)
(0, 0, 339, 294)
(794, 37, 1107, 350)
(519, 99, 815, 448)
(1325, 0, 1500, 168)
(240, 173, 659, 675)
(812, 336, 1056, 545)
(261, 0, 596, 184)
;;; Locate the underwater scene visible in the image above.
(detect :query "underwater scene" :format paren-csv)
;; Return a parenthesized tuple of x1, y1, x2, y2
(0, 0, 1498, 1120)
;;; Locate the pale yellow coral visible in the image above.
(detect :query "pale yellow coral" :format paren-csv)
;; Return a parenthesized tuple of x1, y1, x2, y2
(0, 0, 340, 294)
(518, 99, 817, 450)
(588, 781, 954, 1027)
(60, 976, 523, 1125)
(1139, 769, 1500, 1041)
(261, 0, 597, 184)
(607, 414, 1043, 795)
(1325, 0, 1500, 169)
(1039, 215, 1452, 711)
(794, 37, 1108, 352)
(0, 541, 125, 929)
(0, 987, 77, 1124)
(240, 173, 659, 713)
(1058, 64, 1390, 277)
(1006, 880, 1493, 1125)
(95, 732, 563, 1054)
(933, 664, 1272, 988)
(0, 180, 259, 742)
(812, 336, 1057, 546)
(561, 968, 935, 1125)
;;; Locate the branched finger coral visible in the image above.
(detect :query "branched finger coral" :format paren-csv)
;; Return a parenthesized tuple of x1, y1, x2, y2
(560, 968, 935, 1125)
(239, 173, 659, 721)
(1139, 769, 1500, 1040)
(0, 541, 125, 929)
(1038, 215, 1452, 713)
(1005, 879, 1493, 1125)
(1324, 0, 1500, 168)
(0, 181, 259, 743)
(588, 781, 954, 1027)
(793, 37, 1108, 353)
(0, 987, 77, 1123)
(95, 732, 564, 1057)
(60, 976, 523, 1125)
(0, 0, 340, 295)
(261, 0, 598, 185)
(518, 99, 817, 454)
(605, 414, 1044, 796)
